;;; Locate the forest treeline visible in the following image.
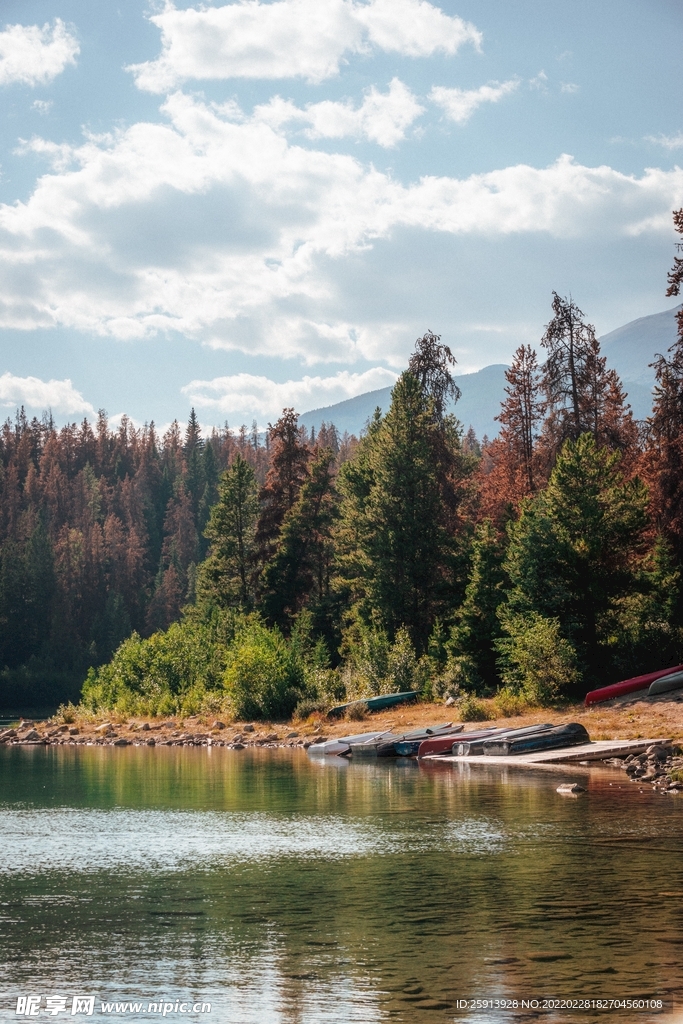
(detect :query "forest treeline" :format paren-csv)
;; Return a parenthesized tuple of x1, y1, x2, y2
(5, 211, 683, 715)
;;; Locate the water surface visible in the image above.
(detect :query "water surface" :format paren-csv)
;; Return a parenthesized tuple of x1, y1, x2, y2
(1, 745, 681, 1023)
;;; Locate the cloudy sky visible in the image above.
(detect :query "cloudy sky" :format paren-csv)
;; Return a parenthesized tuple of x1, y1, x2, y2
(0, 0, 681, 430)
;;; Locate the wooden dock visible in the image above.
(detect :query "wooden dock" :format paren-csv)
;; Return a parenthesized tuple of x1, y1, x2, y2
(425, 738, 670, 768)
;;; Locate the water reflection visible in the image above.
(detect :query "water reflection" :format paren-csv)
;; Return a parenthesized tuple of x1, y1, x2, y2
(0, 745, 681, 1023)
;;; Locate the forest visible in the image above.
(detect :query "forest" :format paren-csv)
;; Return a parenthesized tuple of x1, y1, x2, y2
(2, 211, 683, 717)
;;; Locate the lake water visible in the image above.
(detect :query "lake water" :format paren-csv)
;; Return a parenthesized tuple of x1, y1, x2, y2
(0, 745, 681, 1024)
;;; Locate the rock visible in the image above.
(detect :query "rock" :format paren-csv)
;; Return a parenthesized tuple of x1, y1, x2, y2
(0, 728, 16, 740)
(18, 720, 34, 729)
(113, 738, 129, 746)
(140, 722, 150, 731)
(212, 720, 226, 730)
(95, 723, 114, 734)
(243, 724, 255, 733)
(68, 727, 79, 736)
(21, 729, 40, 741)
(264, 733, 278, 742)
(232, 742, 245, 750)
(286, 731, 299, 738)
(556, 783, 586, 795)
(444, 696, 456, 707)
(146, 738, 156, 746)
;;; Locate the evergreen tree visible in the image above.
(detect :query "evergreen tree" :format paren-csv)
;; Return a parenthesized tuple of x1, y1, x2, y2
(448, 520, 506, 690)
(645, 208, 683, 559)
(260, 447, 338, 631)
(337, 372, 463, 652)
(198, 454, 259, 610)
(501, 433, 649, 689)
(407, 329, 461, 422)
(255, 409, 310, 563)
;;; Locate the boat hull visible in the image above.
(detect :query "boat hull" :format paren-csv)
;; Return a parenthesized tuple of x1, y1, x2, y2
(483, 722, 589, 756)
(328, 691, 418, 717)
(648, 670, 683, 696)
(417, 727, 506, 758)
(456, 723, 554, 756)
(585, 664, 683, 705)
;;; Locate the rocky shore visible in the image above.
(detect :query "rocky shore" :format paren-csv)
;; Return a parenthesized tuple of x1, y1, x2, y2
(603, 743, 683, 793)
(0, 718, 329, 751)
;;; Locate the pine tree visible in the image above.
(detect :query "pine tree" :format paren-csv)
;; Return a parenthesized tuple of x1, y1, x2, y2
(407, 329, 461, 422)
(541, 292, 595, 444)
(645, 208, 683, 558)
(198, 454, 259, 610)
(448, 520, 506, 690)
(255, 409, 310, 563)
(337, 372, 463, 652)
(501, 433, 649, 688)
(260, 447, 338, 630)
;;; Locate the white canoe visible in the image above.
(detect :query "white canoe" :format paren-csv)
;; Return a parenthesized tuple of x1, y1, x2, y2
(307, 731, 392, 756)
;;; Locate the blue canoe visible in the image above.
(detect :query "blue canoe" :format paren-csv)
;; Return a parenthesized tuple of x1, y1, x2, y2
(328, 691, 419, 717)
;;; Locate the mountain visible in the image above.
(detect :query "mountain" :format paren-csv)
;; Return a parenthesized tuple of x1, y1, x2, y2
(299, 364, 508, 440)
(298, 306, 681, 439)
(599, 305, 681, 386)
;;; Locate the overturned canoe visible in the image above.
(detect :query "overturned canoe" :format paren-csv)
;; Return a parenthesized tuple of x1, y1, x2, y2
(648, 670, 683, 696)
(584, 664, 683, 706)
(456, 723, 554, 757)
(328, 691, 419, 717)
(483, 722, 589, 756)
(393, 725, 464, 757)
(417, 727, 507, 759)
(308, 731, 390, 757)
(357, 723, 459, 758)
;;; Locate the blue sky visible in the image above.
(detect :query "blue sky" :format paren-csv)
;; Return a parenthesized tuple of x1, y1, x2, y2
(0, 0, 681, 430)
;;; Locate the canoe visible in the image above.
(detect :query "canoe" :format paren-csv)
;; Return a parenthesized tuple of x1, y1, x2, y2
(328, 691, 419, 717)
(417, 727, 506, 759)
(351, 723, 458, 758)
(648, 670, 683, 696)
(584, 664, 683, 705)
(483, 722, 589, 756)
(307, 731, 390, 756)
(394, 725, 465, 757)
(455, 723, 554, 756)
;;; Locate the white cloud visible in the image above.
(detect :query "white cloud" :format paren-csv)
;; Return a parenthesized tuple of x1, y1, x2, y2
(645, 132, 683, 151)
(560, 82, 579, 95)
(1, 93, 682, 364)
(529, 70, 548, 91)
(32, 99, 53, 115)
(129, 0, 481, 91)
(182, 367, 398, 421)
(254, 78, 424, 147)
(0, 19, 79, 87)
(430, 79, 518, 124)
(0, 373, 95, 417)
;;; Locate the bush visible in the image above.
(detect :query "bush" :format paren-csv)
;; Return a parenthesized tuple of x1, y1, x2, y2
(496, 612, 578, 705)
(458, 694, 491, 722)
(493, 687, 529, 717)
(223, 620, 305, 720)
(80, 619, 231, 716)
(340, 621, 428, 698)
(346, 701, 368, 721)
(293, 697, 328, 720)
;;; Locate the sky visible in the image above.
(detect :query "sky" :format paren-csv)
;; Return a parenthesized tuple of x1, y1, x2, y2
(0, 0, 681, 432)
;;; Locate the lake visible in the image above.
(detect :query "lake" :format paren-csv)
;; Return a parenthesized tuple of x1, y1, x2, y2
(0, 745, 681, 1023)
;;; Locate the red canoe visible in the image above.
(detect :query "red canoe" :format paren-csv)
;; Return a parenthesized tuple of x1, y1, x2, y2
(584, 664, 683, 706)
(417, 727, 507, 758)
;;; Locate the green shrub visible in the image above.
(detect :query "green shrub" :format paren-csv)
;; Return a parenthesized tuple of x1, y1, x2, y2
(80, 619, 231, 716)
(493, 687, 529, 717)
(458, 694, 491, 722)
(222, 621, 304, 720)
(496, 612, 578, 706)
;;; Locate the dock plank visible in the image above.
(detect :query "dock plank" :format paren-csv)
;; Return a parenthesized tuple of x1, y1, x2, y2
(426, 738, 669, 768)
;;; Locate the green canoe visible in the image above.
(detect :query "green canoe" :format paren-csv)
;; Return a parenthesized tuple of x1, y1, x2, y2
(328, 691, 419, 717)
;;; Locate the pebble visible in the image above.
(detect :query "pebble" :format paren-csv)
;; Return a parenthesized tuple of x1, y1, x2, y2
(556, 783, 586, 795)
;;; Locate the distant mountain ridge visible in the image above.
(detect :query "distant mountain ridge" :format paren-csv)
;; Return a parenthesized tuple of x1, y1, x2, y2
(299, 306, 681, 439)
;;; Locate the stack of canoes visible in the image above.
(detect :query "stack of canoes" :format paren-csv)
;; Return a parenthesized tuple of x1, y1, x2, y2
(584, 664, 683, 705)
(308, 721, 592, 760)
(348, 723, 461, 758)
